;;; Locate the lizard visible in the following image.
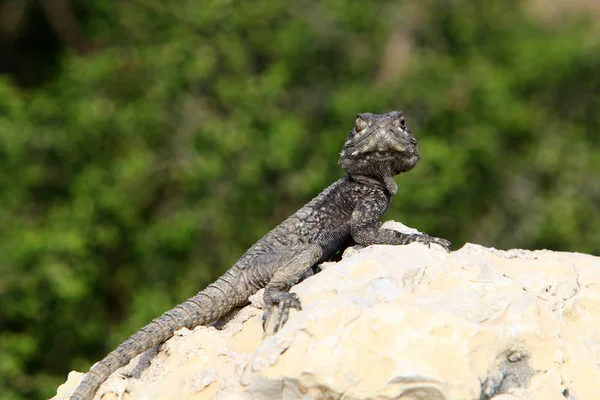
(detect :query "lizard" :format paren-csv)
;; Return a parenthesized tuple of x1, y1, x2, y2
(70, 111, 451, 400)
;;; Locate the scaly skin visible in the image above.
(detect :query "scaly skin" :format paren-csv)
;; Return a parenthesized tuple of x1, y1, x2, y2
(70, 111, 450, 400)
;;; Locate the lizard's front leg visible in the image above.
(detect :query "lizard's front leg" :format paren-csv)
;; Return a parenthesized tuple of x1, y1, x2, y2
(350, 191, 451, 251)
(262, 244, 322, 334)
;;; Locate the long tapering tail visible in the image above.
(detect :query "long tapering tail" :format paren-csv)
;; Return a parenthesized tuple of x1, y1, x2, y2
(70, 269, 249, 400)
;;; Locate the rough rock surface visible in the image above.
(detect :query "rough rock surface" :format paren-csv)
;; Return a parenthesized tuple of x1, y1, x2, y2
(55, 222, 600, 400)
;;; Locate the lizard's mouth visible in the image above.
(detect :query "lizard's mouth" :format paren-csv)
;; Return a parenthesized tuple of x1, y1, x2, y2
(390, 138, 418, 154)
(345, 132, 414, 154)
(359, 150, 405, 160)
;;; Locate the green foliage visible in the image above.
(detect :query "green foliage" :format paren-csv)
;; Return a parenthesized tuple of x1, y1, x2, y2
(0, 1, 599, 398)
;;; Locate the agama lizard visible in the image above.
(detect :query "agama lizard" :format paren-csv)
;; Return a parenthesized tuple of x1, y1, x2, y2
(70, 111, 451, 400)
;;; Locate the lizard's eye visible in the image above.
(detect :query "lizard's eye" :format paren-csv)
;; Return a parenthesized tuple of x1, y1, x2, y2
(355, 117, 367, 131)
(398, 117, 406, 129)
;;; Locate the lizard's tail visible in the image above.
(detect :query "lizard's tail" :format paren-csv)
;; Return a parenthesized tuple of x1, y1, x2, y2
(69, 269, 248, 400)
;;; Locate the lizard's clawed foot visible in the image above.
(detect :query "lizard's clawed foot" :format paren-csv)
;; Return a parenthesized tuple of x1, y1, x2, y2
(431, 236, 452, 252)
(262, 290, 302, 334)
(402, 233, 452, 252)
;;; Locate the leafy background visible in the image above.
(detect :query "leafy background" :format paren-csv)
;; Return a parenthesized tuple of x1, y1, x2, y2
(0, 1, 599, 398)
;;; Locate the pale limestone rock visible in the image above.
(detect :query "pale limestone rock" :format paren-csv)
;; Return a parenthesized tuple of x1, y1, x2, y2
(54, 223, 600, 400)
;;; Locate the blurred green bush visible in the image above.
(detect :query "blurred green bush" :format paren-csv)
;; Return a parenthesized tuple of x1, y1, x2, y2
(0, 1, 599, 398)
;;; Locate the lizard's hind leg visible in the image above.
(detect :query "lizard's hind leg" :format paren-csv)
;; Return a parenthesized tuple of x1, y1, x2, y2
(262, 244, 322, 334)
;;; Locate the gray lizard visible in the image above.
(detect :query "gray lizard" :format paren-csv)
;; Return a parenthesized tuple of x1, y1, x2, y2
(70, 111, 451, 400)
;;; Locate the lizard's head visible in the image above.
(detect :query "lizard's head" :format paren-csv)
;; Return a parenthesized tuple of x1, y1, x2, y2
(338, 111, 420, 181)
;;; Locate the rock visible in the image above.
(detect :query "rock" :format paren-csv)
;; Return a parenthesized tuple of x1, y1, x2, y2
(54, 224, 600, 400)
